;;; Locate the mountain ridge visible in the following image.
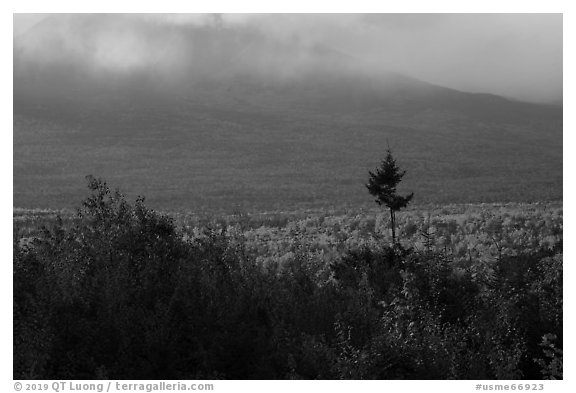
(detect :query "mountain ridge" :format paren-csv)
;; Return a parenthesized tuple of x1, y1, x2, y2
(13, 14, 562, 211)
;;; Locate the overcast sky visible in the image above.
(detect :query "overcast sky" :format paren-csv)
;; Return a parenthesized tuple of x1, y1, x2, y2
(14, 13, 562, 103)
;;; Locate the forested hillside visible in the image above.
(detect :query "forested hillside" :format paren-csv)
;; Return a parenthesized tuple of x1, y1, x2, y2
(14, 15, 562, 211)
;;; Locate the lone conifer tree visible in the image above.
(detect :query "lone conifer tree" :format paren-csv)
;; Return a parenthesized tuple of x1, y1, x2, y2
(366, 149, 414, 245)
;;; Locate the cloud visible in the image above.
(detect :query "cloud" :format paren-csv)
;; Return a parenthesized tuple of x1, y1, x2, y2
(247, 13, 562, 102)
(13, 14, 47, 36)
(13, 13, 562, 103)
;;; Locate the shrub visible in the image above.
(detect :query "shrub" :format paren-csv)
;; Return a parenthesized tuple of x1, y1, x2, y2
(14, 177, 562, 379)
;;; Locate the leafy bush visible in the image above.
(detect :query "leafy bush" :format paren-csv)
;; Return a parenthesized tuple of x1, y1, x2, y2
(14, 178, 562, 379)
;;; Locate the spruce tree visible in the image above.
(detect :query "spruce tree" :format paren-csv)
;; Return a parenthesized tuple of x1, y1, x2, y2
(366, 149, 414, 245)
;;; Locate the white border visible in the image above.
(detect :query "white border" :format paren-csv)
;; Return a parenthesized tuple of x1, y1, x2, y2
(4, 1, 572, 391)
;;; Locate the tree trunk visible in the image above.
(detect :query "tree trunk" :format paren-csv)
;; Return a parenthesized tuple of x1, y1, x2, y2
(390, 208, 396, 245)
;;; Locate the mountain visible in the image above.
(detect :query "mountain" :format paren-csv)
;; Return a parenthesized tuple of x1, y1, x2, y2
(13, 15, 562, 212)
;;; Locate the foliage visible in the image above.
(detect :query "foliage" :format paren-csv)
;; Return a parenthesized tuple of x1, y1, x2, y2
(14, 178, 562, 379)
(534, 334, 563, 380)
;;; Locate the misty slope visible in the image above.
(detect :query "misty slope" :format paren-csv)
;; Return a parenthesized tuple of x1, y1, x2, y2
(13, 15, 562, 211)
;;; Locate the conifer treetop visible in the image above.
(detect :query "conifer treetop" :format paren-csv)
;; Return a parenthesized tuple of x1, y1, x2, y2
(366, 149, 414, 210)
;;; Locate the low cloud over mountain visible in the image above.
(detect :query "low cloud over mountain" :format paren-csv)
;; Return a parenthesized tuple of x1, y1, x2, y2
(14, 13, 562, 103)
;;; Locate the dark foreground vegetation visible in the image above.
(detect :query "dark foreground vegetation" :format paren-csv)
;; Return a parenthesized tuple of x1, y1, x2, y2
(14, 178, 562, 379)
